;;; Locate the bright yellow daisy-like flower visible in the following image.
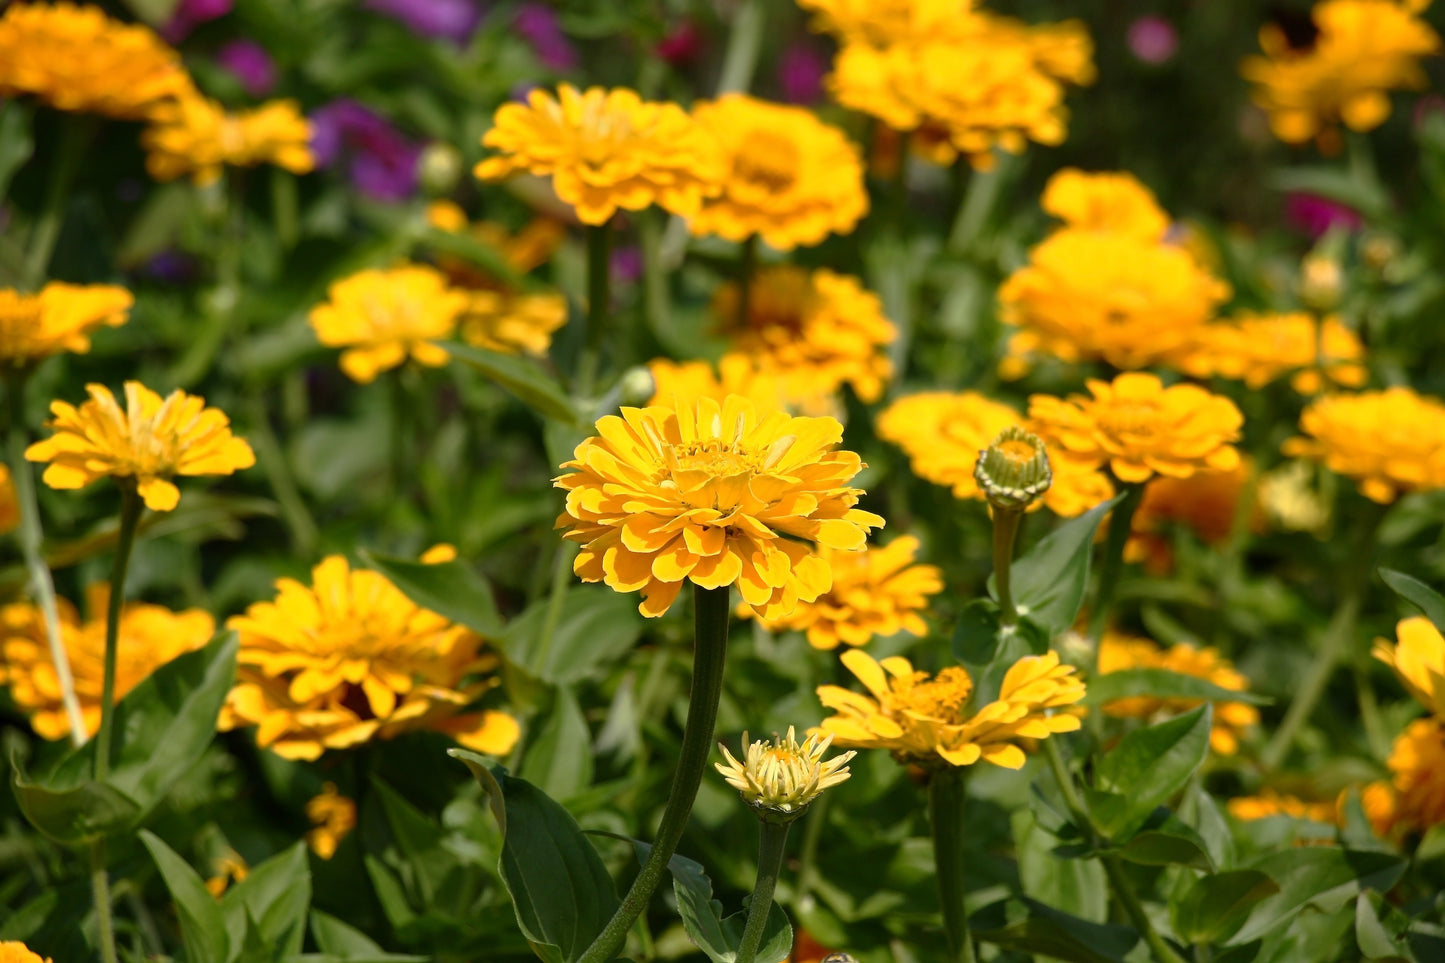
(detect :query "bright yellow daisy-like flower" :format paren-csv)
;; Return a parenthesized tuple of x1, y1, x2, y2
(556, 394, 884, 619)
(688, 94, 867, 250)
(647, 355, 799, 417)
(475, 84, 724, 225)
(308, 265, 470, 383)
(25, 381, 255, 512)
(1028, 373, 1243, 484)
(142, 95, 314, 187)
(0, 584, 214, 741)
(1373, 616, 1445, 717)
(1174, 312, 1367, 394)
(1363, 717, 1445, 839)
(221, 555, 520, 761)
(1227, 788, 1337, 824)
(0, 941, 52, 963)
(305, 782, 357, 860)
(0, 282, 132, 367)
(1242, 0, 1439, 147)
(1282, 387, 1445, 503)
(0, 1, 193, 120)
(817, 649, 1084, 769)
(746, 535, 943, 650)
(1039, 167, 1170, 241)
(0, 465, 16, 536)
(715, 726, 855, 816)
(1097, 630, 1259, 755)
(713, 266, 894, 405)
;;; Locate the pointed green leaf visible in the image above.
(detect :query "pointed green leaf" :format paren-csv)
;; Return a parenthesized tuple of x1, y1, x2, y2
(358, 550, 505, 637)
(310, 909, 429, 962)
(221, 842, 311, 958)
(139, 830, 231, 963)
(1114, 825, 1214, 872)
(999, 495, 1122, 635)
(518, 686, 594, 802)
(1226, 848, 1406, 946)
(952, 599, 1002, 664)
(1085, 668, 1269, 706)
(1379, 569, 1445, 634)
(972, 897, 1139, 963)
(12, 752, 140, 846)
(1089, 705, 1212, 840)
(0, 102, 34, 204)
(1172, 870, 1280, 945)
(366, 775, 460, 911)
(443, 341, 579, 425)
(496, 587, 643, 685)
(669, 847, 792, 963)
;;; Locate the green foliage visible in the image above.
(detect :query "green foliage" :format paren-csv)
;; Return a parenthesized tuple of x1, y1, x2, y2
(1087, 706, 1213, 842)
(1379, 568, 1445, 632)
(990, 495, 1122, 636)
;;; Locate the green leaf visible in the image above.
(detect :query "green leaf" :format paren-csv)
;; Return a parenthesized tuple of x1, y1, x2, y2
(220, 843, 312, 959)
(1269, 167, 1390, 222)
(1089, 705, 1212, 841)
(497, 586, 643, 685)
(365, 775, 462, 914)
(449, 750, 619, 963)
(973, 897, 1139, 963)
(0, 101, 34, 204)
(11, 752, 141, 846)
(1085, 668, 1270, 706)
(1000, 495, 1122, 635)
(310, 909, 428, 962)
(443, 341, 579, 425)
(1355, 892, 1417, 963)
(1014, 810, 1107, 923)
(666, 845, 792, 963)
(1226, 848, 1406, 946)
(139, 830, 231, 963)
(1172, 870, 1280, 945)
(519, 686, 594, 802)
(1114, 823, 1215, 872)
(358, 549, 505, 637)
(952, 598, 1001, 664)
(1378, 569, 1445, 633)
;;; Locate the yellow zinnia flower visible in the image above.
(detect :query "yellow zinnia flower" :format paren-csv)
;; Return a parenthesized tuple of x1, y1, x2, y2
(475, 84, 724, 225)
(0, 941, 52, 963)
(305, 782, 357, 859)
(25, 381, 255, 512)
(1039, 167, 1170, 240)
(715, 726, 854, 817)
(459, 290, 567, 356)
(308, 265, 470, 383)
(1173, 312, 1367, 394)
(0, 465, 16, 535)
(745, 535, 943, 650)
(222, 555, 520, 761)
(797, 0, 975, 48)
(688, 94, 867, 250)
(1282, 387, 1445, 503)
(647, 355, 799, 417)
(1028, 373, 1243, 484)
(1227, 788, 1337, 824)
(1097, 630, 1259, 755)
(0, 1, 192, 120)
(1364, 717, 1445, 839)
(142, 94, 314, 187)
(817, 649, 1084, 769)
(1373, 616, 1445, 717)
(556, 395, 884, 619)
(0, 584, 214, 741)
(0, 282, 132, 367)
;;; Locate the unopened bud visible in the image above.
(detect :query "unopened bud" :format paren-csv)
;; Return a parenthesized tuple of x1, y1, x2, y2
(822, 956, 860, 963)
(975, 427, 1052, 511)
(418, 142, 463, 196)
(1299, 253, 1343, 312)
(618, 366, 657, 407)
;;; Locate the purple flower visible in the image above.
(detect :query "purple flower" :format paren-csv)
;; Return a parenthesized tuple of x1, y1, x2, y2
(216, 40, 277, 98)
(656, 21, 702, 65)
(143, 250, 199, 284)
(611, 246, 643, 286)
(1126, 15, 1178, 66)
(364, 0, 482, 44)
(162, 0, 232, 42)
(515, 3, 577, 71)
(1284, 192, 1363, 238)
(310, 100, 422, 202)
(778, 43, 827, 105)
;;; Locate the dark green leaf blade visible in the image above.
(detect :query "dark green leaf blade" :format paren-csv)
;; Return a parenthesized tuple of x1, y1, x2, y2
(12, 752, 140, 846)
(973, 897, 1139, 963)
(1001, 495, 1123, 635)
(1379, 569, 1445, 633)
(220, 842, 312, 958)
(139, 829, 231, 963)
(1085, 668, 1269, 707)
(1089, 705, 1212, 840)
(1172, 870, 1280, 945)
(443, 341, 579, 425)
(359, 549, 505, 637)
(1226, 848, 1406, 946)
(496, 587, 643, 686)
(668, 847, 792, 963)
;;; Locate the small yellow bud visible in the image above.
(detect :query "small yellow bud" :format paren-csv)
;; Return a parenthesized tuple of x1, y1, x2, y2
(1299, 254, 1343, 311)
(974, 426, 1052, 511)
(419, 142, 464, 196)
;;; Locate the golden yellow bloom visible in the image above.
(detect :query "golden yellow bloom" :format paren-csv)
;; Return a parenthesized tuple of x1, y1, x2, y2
(557, 395, 883, 619)
(816, 649, 1084, 769)
(1282, 388, 1445, 503)
(746, 535, 942, 650)
(460, 290, 567, 356)
(0, 585, 214, 740)
(0, 465, 18, 536)
(647, 355, 798, 417)
(1126, 461, 1257, 574)
(1227, 788, 1337, 823)
(427, 203, 566, 278)
(25, 381, 255, 512)
(0, 1, 192, 120)
(713, 266, 894, 405)
(1242, 0, 1439, 147)
(475, 84, 723, 225)
(204, 851, 249, 898)
(1039, 168, 1169, 240)
(142, 95, 314, 187)
(797, 0, 976, 47)
(308, 265, 469, 383)
(716, 726, 854, 816)
(222, 555, 520, 762)
(1373, 616, 1445, 717)
(1097, 630, 1259, 755)
(876, 391, 1114, 517)
(1174, 312, 1367, 394)
(1029, 373, 1243, 484)
(688, 94, 867, 249)
(306, 782, 357, 859)
(0, 283, 131, 367)
(0, 941, 51, 963)
(1365, 717, 1445, 839)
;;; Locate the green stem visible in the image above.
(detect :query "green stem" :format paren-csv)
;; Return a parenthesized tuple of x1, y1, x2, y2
(579, 584, 732, 963)
(928, 767, 977, 963)
(735, 820, 790, 963)
(24, 117, 91, 288)
(533, 540, 578, 684)
(90, 839, 118, 963)
(1088, 484, 1145, 646)
(577, 220, 613, 398)
(1355, 662, 1390, 761)
(947, 158, 1005, 255)
(94, 486, 143, 782)
(737, 233, 757, 333)
(714, 0, 763, 95)
(243, 395, 318, 558)
(992, 508, 1023, 627)
(1043, 738, 1089, 829)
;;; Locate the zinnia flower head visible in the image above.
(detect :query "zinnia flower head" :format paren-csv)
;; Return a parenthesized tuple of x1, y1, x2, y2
(1227, 788, 1337, 824)
(1028, 373, 1243, 484)
(556, 395, 884, 619)
(0, 585, 215, 740)
(142, 95, 314, 186)
(306, 782, 357, 859)
(1373, 616, 1445, 717)
(308, 265, 469, 383)
(1175, 312, 1367, 394)
(975, 426, 1052, 512)
(222, 555, 520, 761)
(459, 291, 567, 356)
(745, 535, 943, 650)
(816, 649, 1084, 769)
(1282, 387, 1445, 503)
(0, 283, 132, 367)
(475, 84, 724, 225)
(647, 355, 799, 417)
(1039, 168, 1170, 240)
(715, 726, 854, 818)
(687, 94, 868, 249)
(1365, 717, 1445, 839)
(0, 942, 51, 963)
(0, 1, 193, 120)
(25, 381, 255, 512)
(797, 0, 976, 47)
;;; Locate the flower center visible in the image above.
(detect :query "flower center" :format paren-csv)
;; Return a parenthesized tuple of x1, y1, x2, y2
(1095, 401, 1163, 441)
(667, 438, 764, 477)
(733, 128, 800, 193)
(893, 667, 973, 724)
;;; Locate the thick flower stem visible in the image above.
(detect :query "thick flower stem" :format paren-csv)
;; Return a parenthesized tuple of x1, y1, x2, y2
(992, 508, 1024, 627)
(577, 220, 613, 399)
(94, 484, 144, 782)
(929, 767, 977, 963)
(1087, 484, 1145, 646)
(579, 584, 731, 963)
(735, 819, 790, 963)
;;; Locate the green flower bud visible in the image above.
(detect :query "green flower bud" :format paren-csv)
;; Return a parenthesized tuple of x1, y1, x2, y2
(418, 142, 464, 196)
(974, 426, 1052, 511)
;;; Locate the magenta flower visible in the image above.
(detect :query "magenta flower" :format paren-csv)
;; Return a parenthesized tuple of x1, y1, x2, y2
(1284, 192, 1363, 238)
(311, 100, 422, 202)
(515, 3, 577, 71)
(216, 40, 277, 98)
(1126, 15, 1178, 65)
(778, 43, 827, 104)
(163, 0, 232, 42)
(364, 0, 482, 43)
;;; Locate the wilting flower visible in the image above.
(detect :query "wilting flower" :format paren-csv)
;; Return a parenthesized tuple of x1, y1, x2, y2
(0, 2, 193, 120)
(0, 941, 52, 963)
(716, 726, 854, 817)
(556, 395, 883, 618)
(816, 649, 1085, 769)
(1029, 373, 1243, 484)
(1283, 387, 1445, 503)
(0, 283, 131, 367)
(688, 94, 867, 249)
(143, 95, 314, 186)
(1174, 312, 1367, 394)
(215, 40, 277, 98)
(308, 265, 469, 383)
(306, 783, 357, 859)
(1363, 717, 1445, 839)
(222, 555, 520, 761)
(1373, 616, 1445, 717)
(1040, 167, 1171, 240)
(713, 266, 894, 405)
(0, 585, 214, 740)
(647, 355, 797, 417)
(310, 99, 422, 202)
(26, 382, 255, 512)
(746, 535, 942, 650)
(1227, 788, 1337, 824)
(475, 84, 723, 225)
(1097, 630, 1259, 755)
(1126, 461, 1257, 573)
